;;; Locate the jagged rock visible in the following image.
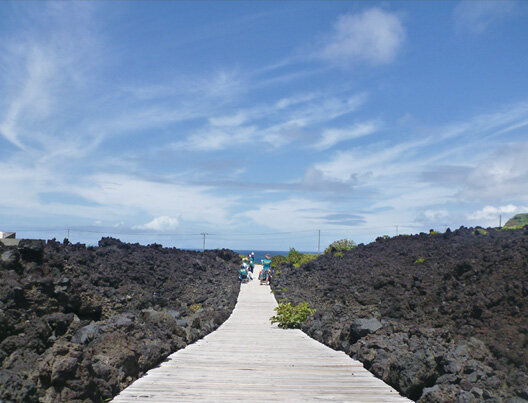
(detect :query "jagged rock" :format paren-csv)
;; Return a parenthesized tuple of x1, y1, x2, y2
(18, 239, 45, 263)
(0, 249, 21, 271)
(349, 318, 383, 343)
(43, 313, 74, 336)
(72, 323, 99, 344)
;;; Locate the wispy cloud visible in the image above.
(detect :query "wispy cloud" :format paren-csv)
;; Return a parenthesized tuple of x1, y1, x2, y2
(170, 91, 368, 151)
(240, 198, 332, 231)
(313, 139, 425, 183)
(312, 121, 379, 150)
(171, 126, 257, 151)
(461, 141, 528, 203)
(73, 174, 239, 227)
(453, 0, 517, 34)
(0, 2, 104, 159)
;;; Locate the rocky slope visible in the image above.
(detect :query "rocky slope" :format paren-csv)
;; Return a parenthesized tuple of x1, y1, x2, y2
(0, 237, 240, 402)
(272, 227, 528, 402)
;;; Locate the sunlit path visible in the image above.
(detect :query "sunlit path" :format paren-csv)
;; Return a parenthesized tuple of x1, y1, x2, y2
(113, 265, 409, 402)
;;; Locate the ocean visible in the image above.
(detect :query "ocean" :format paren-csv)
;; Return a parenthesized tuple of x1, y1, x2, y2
(235, 250, 289, 261)
(235, 249, 314, 261)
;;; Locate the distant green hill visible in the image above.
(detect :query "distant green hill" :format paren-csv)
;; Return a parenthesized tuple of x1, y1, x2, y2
(503, 213, 528, 229)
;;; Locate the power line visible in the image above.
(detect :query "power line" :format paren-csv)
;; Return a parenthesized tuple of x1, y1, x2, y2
(8, 223, 457, 240)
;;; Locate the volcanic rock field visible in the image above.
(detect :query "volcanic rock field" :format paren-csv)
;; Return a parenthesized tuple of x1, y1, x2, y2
(272, 227, 528, 402)
(1, 228, 527, 402)
(0, 238, 240, 402)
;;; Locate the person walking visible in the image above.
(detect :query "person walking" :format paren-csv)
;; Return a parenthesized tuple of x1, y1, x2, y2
(260, 253, 272, 285)
(248, 252, 255, 273)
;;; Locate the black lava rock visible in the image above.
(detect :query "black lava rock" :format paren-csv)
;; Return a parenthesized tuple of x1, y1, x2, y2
(0, 238, 240, 402)
(272, 227, 528, 402)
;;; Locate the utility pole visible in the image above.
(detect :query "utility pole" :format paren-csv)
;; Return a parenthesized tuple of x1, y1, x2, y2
(499, 215, 502, 228)
(395, 225, 399, 236)
(317, 229, 321, 254)
(67, 227, 70, 240)
(200, 232, 208, 252)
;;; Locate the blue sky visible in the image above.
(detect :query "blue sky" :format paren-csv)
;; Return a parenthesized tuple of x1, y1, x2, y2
(1, 1, 527, 251)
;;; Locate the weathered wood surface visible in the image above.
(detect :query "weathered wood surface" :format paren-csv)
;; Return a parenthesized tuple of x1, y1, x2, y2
(113, 265, 409, 402)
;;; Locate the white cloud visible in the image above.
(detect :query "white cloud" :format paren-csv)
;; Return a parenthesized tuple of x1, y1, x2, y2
(453, 0, 517, 34)
(134, 216, 180, 231)
(312, 121, 378, 150)
(319, 8, 405, 66)
(468, 204, 526, 221)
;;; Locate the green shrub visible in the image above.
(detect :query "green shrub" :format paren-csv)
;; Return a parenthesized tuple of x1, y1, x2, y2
(324, 239, 357, 254)
(473, 228, 488, 235)
(287, 248, 303, 263)
(270, 302, 316, 329)
(334, 251, 344, 259)
(414, 257, 425, 264)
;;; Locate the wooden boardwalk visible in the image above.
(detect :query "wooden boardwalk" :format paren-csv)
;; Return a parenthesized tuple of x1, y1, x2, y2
(113, 266, 409, 402)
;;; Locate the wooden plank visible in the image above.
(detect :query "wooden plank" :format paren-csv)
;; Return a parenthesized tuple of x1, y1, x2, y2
(113, 265, 410, 402)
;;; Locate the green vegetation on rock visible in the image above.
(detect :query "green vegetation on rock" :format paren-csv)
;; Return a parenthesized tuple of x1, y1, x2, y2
(189, 303, 202, 312)
(270, 301, 316, 329)
(503, 213, 528, 229)
(271, 248, 318, 268)
(324, 239, 357, 254)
